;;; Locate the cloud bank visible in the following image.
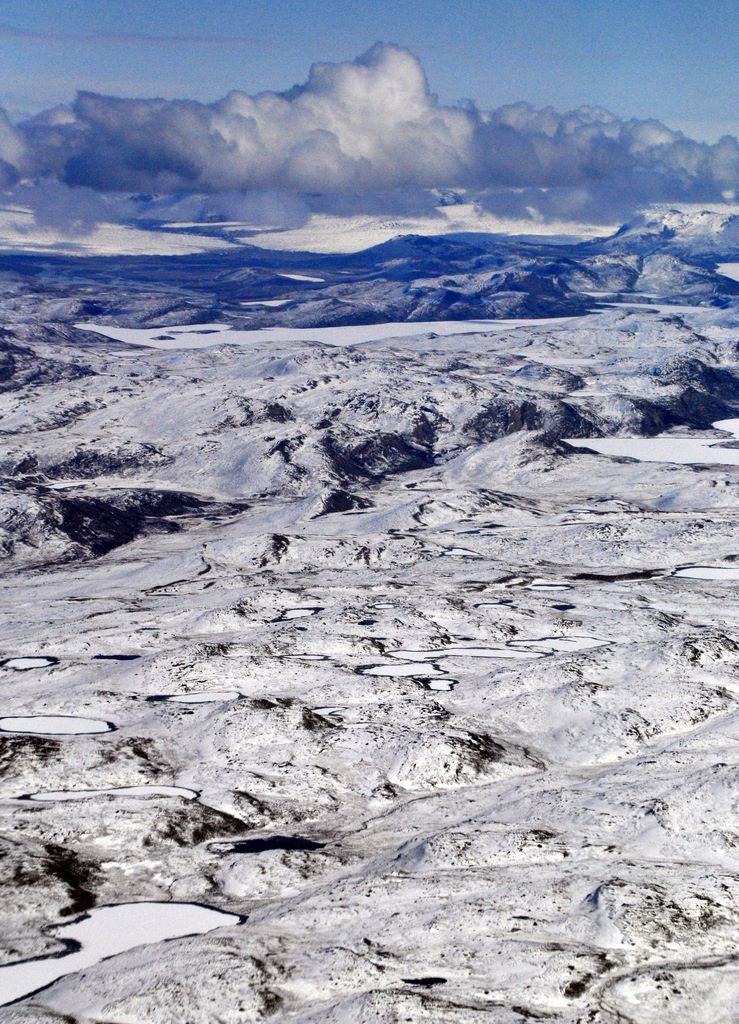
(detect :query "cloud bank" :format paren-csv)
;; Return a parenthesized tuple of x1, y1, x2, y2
(1, 43, 737, 224)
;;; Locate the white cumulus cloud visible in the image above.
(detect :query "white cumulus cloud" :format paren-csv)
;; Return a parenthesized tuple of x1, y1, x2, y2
(0, 43, 736, 224)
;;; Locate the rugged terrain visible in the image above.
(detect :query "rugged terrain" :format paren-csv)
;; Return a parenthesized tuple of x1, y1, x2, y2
(0, 212, 737, 1022)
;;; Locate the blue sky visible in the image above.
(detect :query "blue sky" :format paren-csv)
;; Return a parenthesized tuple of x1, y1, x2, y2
(1, 0, 737, 139)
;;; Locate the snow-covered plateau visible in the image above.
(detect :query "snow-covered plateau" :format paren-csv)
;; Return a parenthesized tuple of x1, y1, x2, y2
(0, 207, 737, 1023)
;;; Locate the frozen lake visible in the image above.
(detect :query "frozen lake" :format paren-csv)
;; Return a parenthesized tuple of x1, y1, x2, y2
(387, 644, 545, 661)
(76, 315, 578, 351)
(0, 902, 242, 1006)
(673, 564, 739, 580)
(277, 272, 325, 283)
(165, 689, 243, 704)
(565, 418, 739, 465)
(23, 785, 198, 802)
(0, 716, 115, 736)
(385, 636, 605, 661)
(277, 607, 323, 621)
(1, 657, 58, 670)
(359, 661, 446, 677)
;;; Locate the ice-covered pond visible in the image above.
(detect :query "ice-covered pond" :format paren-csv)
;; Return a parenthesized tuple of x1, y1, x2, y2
(423, 678, 458, 691)
(565, 418, 739, 465)
(276, 606, 323, 621)
(526, 579, 573, 592)
(152, 689, 243, 704)
(0, 716, 116, 736)
(0, 901, 242, 1006)
(507, 636, 608, 653)
(1, 657, 58, 671)
(387, 645, 545, 662)
(672, 564, 739, 580)
(359, 635, 606, 677)
(21, 785, 198, 803)
(388, 636, 606, 661)
(359, 662, 447, 678)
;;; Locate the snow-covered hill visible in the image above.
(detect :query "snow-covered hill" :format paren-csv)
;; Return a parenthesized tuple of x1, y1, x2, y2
(599, 205, 739, 258)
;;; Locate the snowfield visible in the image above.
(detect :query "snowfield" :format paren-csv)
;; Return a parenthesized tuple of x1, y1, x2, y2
(240, 204, 618, 252)
(0, 206, 236, 257)
(717, 262, 739, 282)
